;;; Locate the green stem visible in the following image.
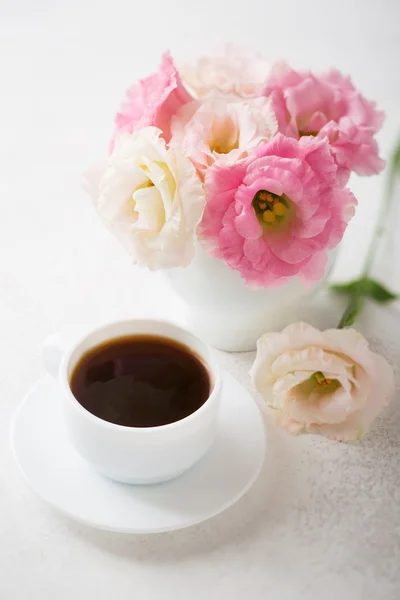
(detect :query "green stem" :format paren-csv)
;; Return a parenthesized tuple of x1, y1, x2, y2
(362, 148, 398, 278)
(337, 293, 364, 329)
(337, 139, 400, 329)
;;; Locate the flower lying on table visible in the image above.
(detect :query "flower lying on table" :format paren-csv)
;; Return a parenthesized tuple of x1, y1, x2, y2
(83, 46, 384, 288)
(250, 322, 394, 441)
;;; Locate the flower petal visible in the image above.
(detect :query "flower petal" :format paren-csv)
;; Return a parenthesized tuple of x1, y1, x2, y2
(113, 52, 193, 145)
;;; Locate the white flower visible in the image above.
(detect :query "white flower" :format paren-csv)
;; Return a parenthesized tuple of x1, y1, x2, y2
(250, 322, 395, 441)
(82, 127, 205, 270)
(180, 45, 271, 100)
(170, 97, 277, 180)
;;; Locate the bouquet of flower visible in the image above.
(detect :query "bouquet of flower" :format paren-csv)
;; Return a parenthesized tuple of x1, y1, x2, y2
(83, 47, 396, 442)
(83, 46, 384, 289)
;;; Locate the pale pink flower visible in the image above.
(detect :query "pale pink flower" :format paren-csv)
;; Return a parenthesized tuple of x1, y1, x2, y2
(113, 52, 193, 145)
(170, 96, 277, 180)
(83, 127, 205, 270)
(198, 133, 356, 288)
(180, 45, 271, 99)
(250, 322, 394, 441)
(264, 64, 385, 181)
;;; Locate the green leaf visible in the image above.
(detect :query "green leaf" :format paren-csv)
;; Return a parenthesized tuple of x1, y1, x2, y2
(331, 280, 361, 295)
(331, 278, 397, 303)
(362, 278, 398, 303)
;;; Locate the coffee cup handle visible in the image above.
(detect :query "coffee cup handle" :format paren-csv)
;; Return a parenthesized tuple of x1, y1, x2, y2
(42, 334, 65, 378)
(42, 327, 83, 378)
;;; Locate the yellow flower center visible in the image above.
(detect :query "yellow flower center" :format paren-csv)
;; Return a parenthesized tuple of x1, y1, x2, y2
(252, 190, 289, 226)
(313, 371, 332, 386)
(312, 371, 340, 391)
(211, 140, 239, 154)
(298, 130, 319, 138)
(209, 115, 240, 154)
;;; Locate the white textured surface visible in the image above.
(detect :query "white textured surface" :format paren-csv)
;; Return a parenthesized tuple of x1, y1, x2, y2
(1, 1, 400, 599)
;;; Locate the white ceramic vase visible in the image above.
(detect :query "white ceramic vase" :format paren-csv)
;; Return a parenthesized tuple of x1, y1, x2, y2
(165, 245, 337, 352)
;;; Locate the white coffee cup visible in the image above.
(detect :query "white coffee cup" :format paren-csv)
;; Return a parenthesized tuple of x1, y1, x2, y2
(42, 319, 222, 485)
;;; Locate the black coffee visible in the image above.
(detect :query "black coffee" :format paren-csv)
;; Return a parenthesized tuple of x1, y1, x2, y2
(70, 335, 211, 427)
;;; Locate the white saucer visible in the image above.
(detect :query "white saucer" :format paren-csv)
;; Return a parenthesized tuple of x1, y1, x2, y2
(11, 372, 266, 534)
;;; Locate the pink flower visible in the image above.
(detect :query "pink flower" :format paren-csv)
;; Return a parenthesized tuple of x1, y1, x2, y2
(250, 322, 394, 441)
(264, 64, 385, 181)
(113, 52, 193, 145)
(198, 133, 356, 288)
(170, 96, 277, 180)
